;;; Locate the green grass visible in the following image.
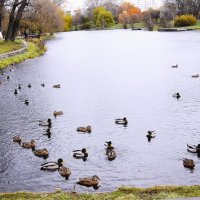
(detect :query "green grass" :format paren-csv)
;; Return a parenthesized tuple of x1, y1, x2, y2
(0, 40, 24, 54)
(180, 21, 200, 29)
(1, 185, 200, 200)
(0, 40, 46, 69)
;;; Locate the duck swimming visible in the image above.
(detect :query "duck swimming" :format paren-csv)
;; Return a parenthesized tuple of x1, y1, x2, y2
(53, 84, 60, 88)
(172, 93, 181, 99)
(41, 83, 45, 87)
(77, 125, 91, 133)
(171, 64, 178, 68)
(115, 117, 128, 125)
(107, 149, 117, 161)
(191, 74, 199, 78)
(33, 148, 49, 158)
(58, 165, 71, 179)
(18, 85, 21, 90)
(183, 158, 195, 169)
(7, 76, 10, 80)
(24, 100, 29, 105)
(76, 175, 100, 190)
(146, 131, 156, 139)
(41, 158, 64, 171)
(187, 144, 200, 153)
(73, 148, 88, 160)
(28, 83, 31, 88)
(39, 118, 52, 128)
(105, 141, 115, 154)
(53, 111, 63, 117)
(21, 140, 36, 149)
(14, 89, 18, 95)
(13, 135, 22, 143)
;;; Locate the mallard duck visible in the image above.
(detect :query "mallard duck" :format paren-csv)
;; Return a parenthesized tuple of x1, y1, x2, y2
(21, 140, 36, 149)
(58, 165, 71, 179)
(39, 118, 52, 127)
(76, 175, 100, 189)
(105, 141, 114, 154)
(183, 158, 195, 169)
(18, 85, 21, 90)
(191, 74, 199, 78)
(73, 148, 88, 160)
(171, 64, 178, 68)
(33, 148, 49, 157)
(41, 83, 45, 87)
(53, 111, 63, 117)
(14, 89, 18, 95)
(115, 117, 128, 125)
(77, 125, 91, 133)
(28, 83, 31, 88)
(7, 76, 10, 80)
(13, 135, 22, 143)
(187, 144, 200, 153)
(146, 131, 156, 138)
(40, 158, 64, 171)
(172, 93, 181, 99)
(24, 100, 29, 105)
(53, 84, 60, 88)
(107, 149, 117, 161)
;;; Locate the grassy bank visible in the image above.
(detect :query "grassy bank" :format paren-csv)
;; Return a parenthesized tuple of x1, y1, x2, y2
(0, 39, 46, 69)
(0, 40, 24, 54)
(1, 185, 200, 200)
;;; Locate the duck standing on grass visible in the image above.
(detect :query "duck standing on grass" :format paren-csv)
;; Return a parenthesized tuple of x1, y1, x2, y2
(115, 117, 128, 125)
(73, 148, 88, 161)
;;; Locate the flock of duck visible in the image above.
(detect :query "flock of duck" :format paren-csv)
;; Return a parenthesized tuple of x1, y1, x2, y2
(0, 62, 199, 190)
(171, 64, 200, 170)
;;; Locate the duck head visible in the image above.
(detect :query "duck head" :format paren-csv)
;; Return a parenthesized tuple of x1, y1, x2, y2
(123, 117, 127, 121)
(92, 175, 100, 181)
(57, 158, 64, 166)
(106, 141, 112, 146)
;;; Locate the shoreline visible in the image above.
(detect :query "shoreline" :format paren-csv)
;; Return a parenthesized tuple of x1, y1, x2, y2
(1, 185, 200, 199)
(0, 35, 53, 69)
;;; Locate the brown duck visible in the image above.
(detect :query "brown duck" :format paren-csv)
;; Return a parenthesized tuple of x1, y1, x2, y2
(183, 158, 195, 169)
(76, 125, 91, 133)
(33, 148, 49, 157)
(21, 140, 36, 149)
(13, 135, 22, 143)
(77, 175, 100, 189)
(58, 165, 71, 179)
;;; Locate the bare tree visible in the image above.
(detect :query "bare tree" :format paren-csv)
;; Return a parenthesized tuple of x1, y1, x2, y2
(0, 0, 6, 33)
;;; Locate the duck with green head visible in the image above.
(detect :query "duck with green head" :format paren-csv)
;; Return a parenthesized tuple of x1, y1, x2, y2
(73, 148, 88, 161)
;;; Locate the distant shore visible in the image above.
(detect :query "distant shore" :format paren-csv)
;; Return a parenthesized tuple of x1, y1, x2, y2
(1, 185, 200, 200)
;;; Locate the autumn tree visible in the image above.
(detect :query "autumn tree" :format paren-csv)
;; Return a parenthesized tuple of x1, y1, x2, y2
(142, 11, 154, 31)
(64, 14, 72, 31)
(93, 6, 114, 28)
(118, 2, 141, 29)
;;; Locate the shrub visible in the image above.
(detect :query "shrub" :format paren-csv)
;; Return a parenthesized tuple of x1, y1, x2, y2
(174, 15, 197, 27)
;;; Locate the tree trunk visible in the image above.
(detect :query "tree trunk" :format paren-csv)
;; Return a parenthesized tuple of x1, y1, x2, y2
(5, 0, 19, 40)
(0, 0, 5, 32)
(11, 0, 29, 41)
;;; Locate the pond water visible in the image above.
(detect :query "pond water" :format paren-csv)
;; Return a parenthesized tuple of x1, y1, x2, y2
(0, 30, 200, 193)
